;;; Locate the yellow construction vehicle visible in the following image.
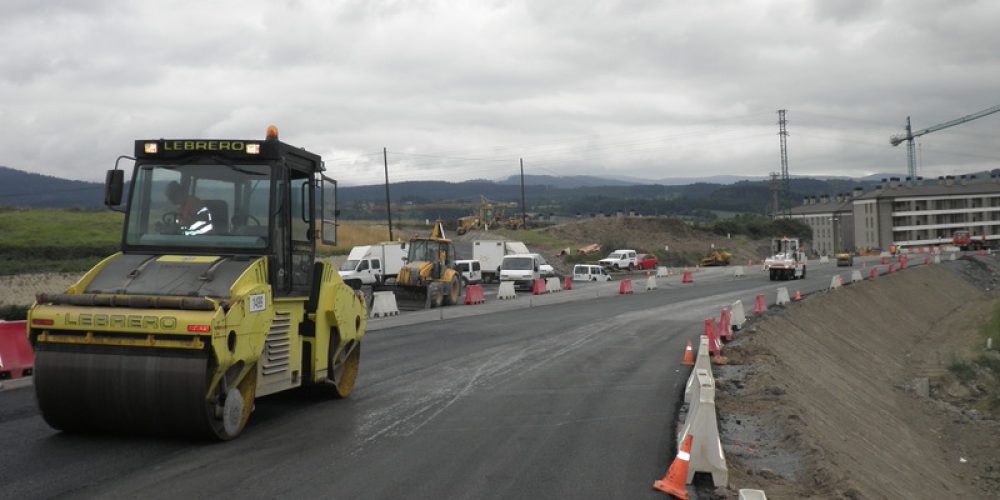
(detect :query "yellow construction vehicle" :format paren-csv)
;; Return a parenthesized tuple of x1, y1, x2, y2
(26, 126, 367, 440)
(700, 250, 732, 266)
(395, 221, 462, 308)
(456, 215, 481, 235)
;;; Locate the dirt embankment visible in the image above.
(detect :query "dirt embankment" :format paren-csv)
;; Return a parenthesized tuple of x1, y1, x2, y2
(0, 273, 82, 308)
(716, 261, 1000, 498)
(540, 218, 769, 264)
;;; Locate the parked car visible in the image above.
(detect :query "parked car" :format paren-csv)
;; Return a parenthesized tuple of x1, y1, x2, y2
(572, 264, 611, 282)
(636, 253, 659, 270)
(456, 259, 483, 284)
(598, 249, 638, 270)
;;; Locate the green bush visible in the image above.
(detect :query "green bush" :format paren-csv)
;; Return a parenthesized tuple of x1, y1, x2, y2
(948, 360, 977, 383)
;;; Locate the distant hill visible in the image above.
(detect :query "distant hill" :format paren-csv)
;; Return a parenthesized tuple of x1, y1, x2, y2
(0, 166, 104, 208)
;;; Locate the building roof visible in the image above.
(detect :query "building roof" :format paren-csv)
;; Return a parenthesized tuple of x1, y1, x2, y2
(789, 198, 853, 216)
(855, 178, 1000, 200)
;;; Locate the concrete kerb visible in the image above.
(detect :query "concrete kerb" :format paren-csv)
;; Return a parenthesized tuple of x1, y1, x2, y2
(678, 370, 729, 487)
(0, 376, 33, 392)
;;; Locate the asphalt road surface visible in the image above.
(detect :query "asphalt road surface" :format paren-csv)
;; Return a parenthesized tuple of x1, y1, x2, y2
(0, 256, 914, 499)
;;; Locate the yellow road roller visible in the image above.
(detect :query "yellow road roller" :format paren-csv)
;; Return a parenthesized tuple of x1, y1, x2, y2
(26, 126, 367, 440)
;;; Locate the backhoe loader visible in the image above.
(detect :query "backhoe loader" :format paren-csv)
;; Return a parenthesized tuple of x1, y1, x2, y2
(394, 221, 462, 308)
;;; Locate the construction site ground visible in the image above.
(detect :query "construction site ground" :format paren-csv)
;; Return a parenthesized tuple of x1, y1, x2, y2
(715, 259, 1000, 498)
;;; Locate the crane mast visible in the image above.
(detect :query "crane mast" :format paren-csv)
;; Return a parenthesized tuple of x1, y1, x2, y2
(890, 104, 1000, 178)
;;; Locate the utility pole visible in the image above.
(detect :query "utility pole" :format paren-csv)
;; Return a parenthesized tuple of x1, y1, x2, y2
(777, 109, 790, 216)
(520, 158, 526, 228)
(383, 147, 393, 241)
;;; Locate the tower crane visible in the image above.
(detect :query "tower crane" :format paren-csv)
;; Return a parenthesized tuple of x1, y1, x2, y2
(890, 104, 1000, 178)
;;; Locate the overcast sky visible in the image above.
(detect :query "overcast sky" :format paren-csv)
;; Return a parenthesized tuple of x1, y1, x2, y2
(3, 0, 998, 186)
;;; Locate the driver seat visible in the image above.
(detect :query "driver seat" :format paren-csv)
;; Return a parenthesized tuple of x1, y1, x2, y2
(202, 200, 229, 234)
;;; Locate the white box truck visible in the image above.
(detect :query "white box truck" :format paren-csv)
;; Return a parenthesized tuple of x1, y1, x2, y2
(473, 239, 530, 283)
(338, 242, 408, 289)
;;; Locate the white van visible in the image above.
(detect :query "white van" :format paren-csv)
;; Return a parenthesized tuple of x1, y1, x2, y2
(456, 259, 482, 285)
(573, 264, 611, 282)
(499, 254, 543, 290)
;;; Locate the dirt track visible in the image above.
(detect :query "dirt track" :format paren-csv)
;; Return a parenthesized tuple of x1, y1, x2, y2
(716, 261, 1000, 498)
(0, 272, 81, 308)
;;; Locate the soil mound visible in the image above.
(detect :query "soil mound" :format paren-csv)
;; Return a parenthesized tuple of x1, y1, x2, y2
(717, 263, 1000, 498)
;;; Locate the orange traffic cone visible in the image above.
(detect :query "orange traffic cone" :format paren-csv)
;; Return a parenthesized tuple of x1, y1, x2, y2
(681, 341, 695, 366)
(794, 290, 802, 301)
(653, 435, 693, 499)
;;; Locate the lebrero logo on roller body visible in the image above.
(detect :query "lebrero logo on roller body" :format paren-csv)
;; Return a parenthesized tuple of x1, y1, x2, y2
(63, 313, 178, 330)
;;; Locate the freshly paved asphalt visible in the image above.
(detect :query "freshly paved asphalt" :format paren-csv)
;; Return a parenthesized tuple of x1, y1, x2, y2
(0, 256, 920, 499)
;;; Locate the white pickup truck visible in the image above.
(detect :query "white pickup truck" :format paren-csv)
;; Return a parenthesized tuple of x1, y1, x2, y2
(598, 249, 638, 270)
(337, 242, 407, 289)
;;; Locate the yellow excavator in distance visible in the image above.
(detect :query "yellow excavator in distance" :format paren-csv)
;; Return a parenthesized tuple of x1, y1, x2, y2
(700, 249, 732, 266)
(394, 221, 462, 308)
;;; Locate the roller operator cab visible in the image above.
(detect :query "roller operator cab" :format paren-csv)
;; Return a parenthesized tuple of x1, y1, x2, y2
(26, 126, 368, 440)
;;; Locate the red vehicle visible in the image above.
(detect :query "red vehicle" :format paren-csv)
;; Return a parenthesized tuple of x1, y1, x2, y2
(636, 253, 659, 270)
(953, 230, 988, 251)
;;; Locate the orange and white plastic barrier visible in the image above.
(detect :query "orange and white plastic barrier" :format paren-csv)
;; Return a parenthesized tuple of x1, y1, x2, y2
(370, 291, 400, 318)
(463, 285, 486, 305)
(677, 369, 729, 487)
(730, 300, 747, 330)
(531, 279, 547, 295)
(0, 320, 32, 381)
(618, 279, 634, 295)
(775, 287, 790, 306)
(681, 271, 694, 284)
(752, 294, 767, 314)
(497, 281, 517, 300)
(646, 275, 658, 290)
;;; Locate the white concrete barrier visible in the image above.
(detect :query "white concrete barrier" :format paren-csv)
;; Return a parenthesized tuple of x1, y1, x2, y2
(497, 281, 517, 300)
(829, 275, 842, 290)
(880, 251, 891, 257)
(545, 277, 562, 293)
(851, 270, 863, 283)
(369, 291, 399, 318)
(775, 287, 790, 306)
(949, 252, 957, 261)
(678, 370, 728, 487)
(819, 255, 830, 263)
(645, 275, 658, 290)
(739, 490, 768, 500)
(730, 300, 746, 330)
(733, 265, 744, 278)
(684, 336, 713, 404)
(656, 266, 669, 277)
(933, 255, 941, 264)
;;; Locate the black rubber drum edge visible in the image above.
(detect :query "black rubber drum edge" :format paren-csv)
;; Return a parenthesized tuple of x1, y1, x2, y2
(33, 344, 221, 438)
